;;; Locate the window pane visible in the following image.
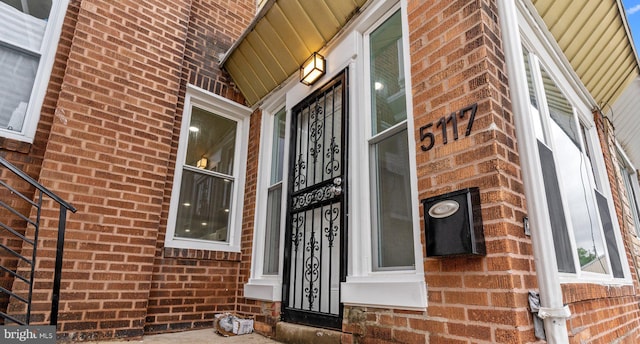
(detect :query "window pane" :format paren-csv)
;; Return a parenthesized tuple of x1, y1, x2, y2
(372, 129, 415, 269)
(0, 44, 38, 131)
(270, 108, 286, 184)
(522, 49, 545, 142)
(550, 113, 609, 274)
(174, 170, 233, 242)
(370, 10, 406, 135)
(0, 0, 50, 51)
(538, 142, 575, 273)
(263, 185, 282, 275)
(540, 67, 580, 147)
(595, 190, 624, 278)
(186, 107, 237, 175)
(620, 162, 640, 237)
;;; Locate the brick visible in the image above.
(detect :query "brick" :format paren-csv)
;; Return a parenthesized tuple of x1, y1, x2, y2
(392, 329, 426, 343)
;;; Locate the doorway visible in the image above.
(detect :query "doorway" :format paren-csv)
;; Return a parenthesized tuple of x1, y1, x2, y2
(281, 70, 348, 329)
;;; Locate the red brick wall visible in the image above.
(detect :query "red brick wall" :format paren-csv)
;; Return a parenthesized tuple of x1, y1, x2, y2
(2, 0, 254, 339)
(0, 0, 81, 324)
(145, 0, 254, 335)
(25, 0, 194, 339)
(387, 0, 537, 342)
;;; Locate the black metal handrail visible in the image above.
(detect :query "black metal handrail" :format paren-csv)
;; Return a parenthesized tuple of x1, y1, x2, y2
(0, 156, 76, 326)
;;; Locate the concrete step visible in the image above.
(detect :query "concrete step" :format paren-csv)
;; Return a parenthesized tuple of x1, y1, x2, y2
(275, 322, 342, 344)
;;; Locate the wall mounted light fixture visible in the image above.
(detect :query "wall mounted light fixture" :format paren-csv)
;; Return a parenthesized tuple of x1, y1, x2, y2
(196, 156, 208, 169)
(300, 52, 325, 85)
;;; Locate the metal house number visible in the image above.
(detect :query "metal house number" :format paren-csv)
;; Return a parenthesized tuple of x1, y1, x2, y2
(420, 103, 478, 152)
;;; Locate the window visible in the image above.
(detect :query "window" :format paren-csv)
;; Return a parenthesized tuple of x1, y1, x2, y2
(522, 48, 625, 279)
(244, 104, 287, 301)
(263, 108, 286, 274)
(0, 0, 68, 142)
(166, 85, 250, 252)
(368, 10, 415, 271)
(618, 151, 640, 237)
(340, 4, 425, 309)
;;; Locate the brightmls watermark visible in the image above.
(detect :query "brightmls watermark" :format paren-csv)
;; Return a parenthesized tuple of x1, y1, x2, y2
(1, 326, 55, 344)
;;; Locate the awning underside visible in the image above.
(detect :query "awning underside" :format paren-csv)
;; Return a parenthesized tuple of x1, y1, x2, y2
(531, 0, 640, 165)
(221, 0, 367, 106)
(531, 0, 639, 108)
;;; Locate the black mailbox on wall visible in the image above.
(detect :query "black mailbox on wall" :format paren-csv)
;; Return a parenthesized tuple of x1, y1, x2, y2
(421, 187, 485, 257)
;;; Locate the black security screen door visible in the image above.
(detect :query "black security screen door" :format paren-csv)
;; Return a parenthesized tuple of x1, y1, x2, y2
(282, 71, 347, 329)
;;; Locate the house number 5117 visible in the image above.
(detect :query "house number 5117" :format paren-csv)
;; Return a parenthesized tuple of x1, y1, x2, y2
(420, 103, 478, 152)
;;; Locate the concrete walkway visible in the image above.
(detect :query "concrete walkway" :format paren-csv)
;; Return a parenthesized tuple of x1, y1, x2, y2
(86, 328, 281, 344)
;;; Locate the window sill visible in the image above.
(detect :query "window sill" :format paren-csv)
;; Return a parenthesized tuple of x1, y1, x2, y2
(164, 236, 241, 254)
(558, 272, 633, 287)
(162, 247, 241, 261)
(341, 274, 427, 310)
(244, 277, 282, 302)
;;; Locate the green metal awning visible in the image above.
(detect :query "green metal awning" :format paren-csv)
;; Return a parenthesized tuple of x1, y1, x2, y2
(220, 0, 368, 106)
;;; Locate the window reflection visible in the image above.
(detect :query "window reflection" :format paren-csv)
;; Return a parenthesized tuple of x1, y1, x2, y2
(372, 129, 414, 268)
(370, 11, 406, 135)
(175, 107, 237, 242)
(186, 108, 236, 174)
(542, 68, 609, 274)
(522, 49, 545, 143)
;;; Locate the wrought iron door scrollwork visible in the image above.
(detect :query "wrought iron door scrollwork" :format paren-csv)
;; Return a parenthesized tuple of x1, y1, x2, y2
(293, 155, 307, 189)
(324, 206, 340, 247)
(325, 137, 340, 174)
(292, 184, 341, 210)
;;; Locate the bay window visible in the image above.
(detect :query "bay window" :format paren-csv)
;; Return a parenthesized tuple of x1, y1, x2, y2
(522, 48, 626, 279)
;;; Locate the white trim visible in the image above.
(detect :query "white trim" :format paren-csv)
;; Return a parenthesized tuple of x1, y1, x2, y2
(244, 277, 282, 302)
(517, 0, 596, 110)
(0, 0, 69, 142)
(164, 84, 251, 253)
(497, 1, 570, 341)
(342, 274, 427, 310)
(245, 99, 287, 301)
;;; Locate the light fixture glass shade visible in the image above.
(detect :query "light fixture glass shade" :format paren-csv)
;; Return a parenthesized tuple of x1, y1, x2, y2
(300, 52, 325, 85)
(196, 156, 208, 169)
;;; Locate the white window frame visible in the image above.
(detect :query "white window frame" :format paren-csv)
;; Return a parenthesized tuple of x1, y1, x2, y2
(516, 2, 630, 284)
(342, 0, 426, 310)
(245, 0, 426, 309)
(245, 95, 289, 301)
(0, 0, 69, 142)
(165, 84, 251, 253)
(617, 143, 640, 238)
